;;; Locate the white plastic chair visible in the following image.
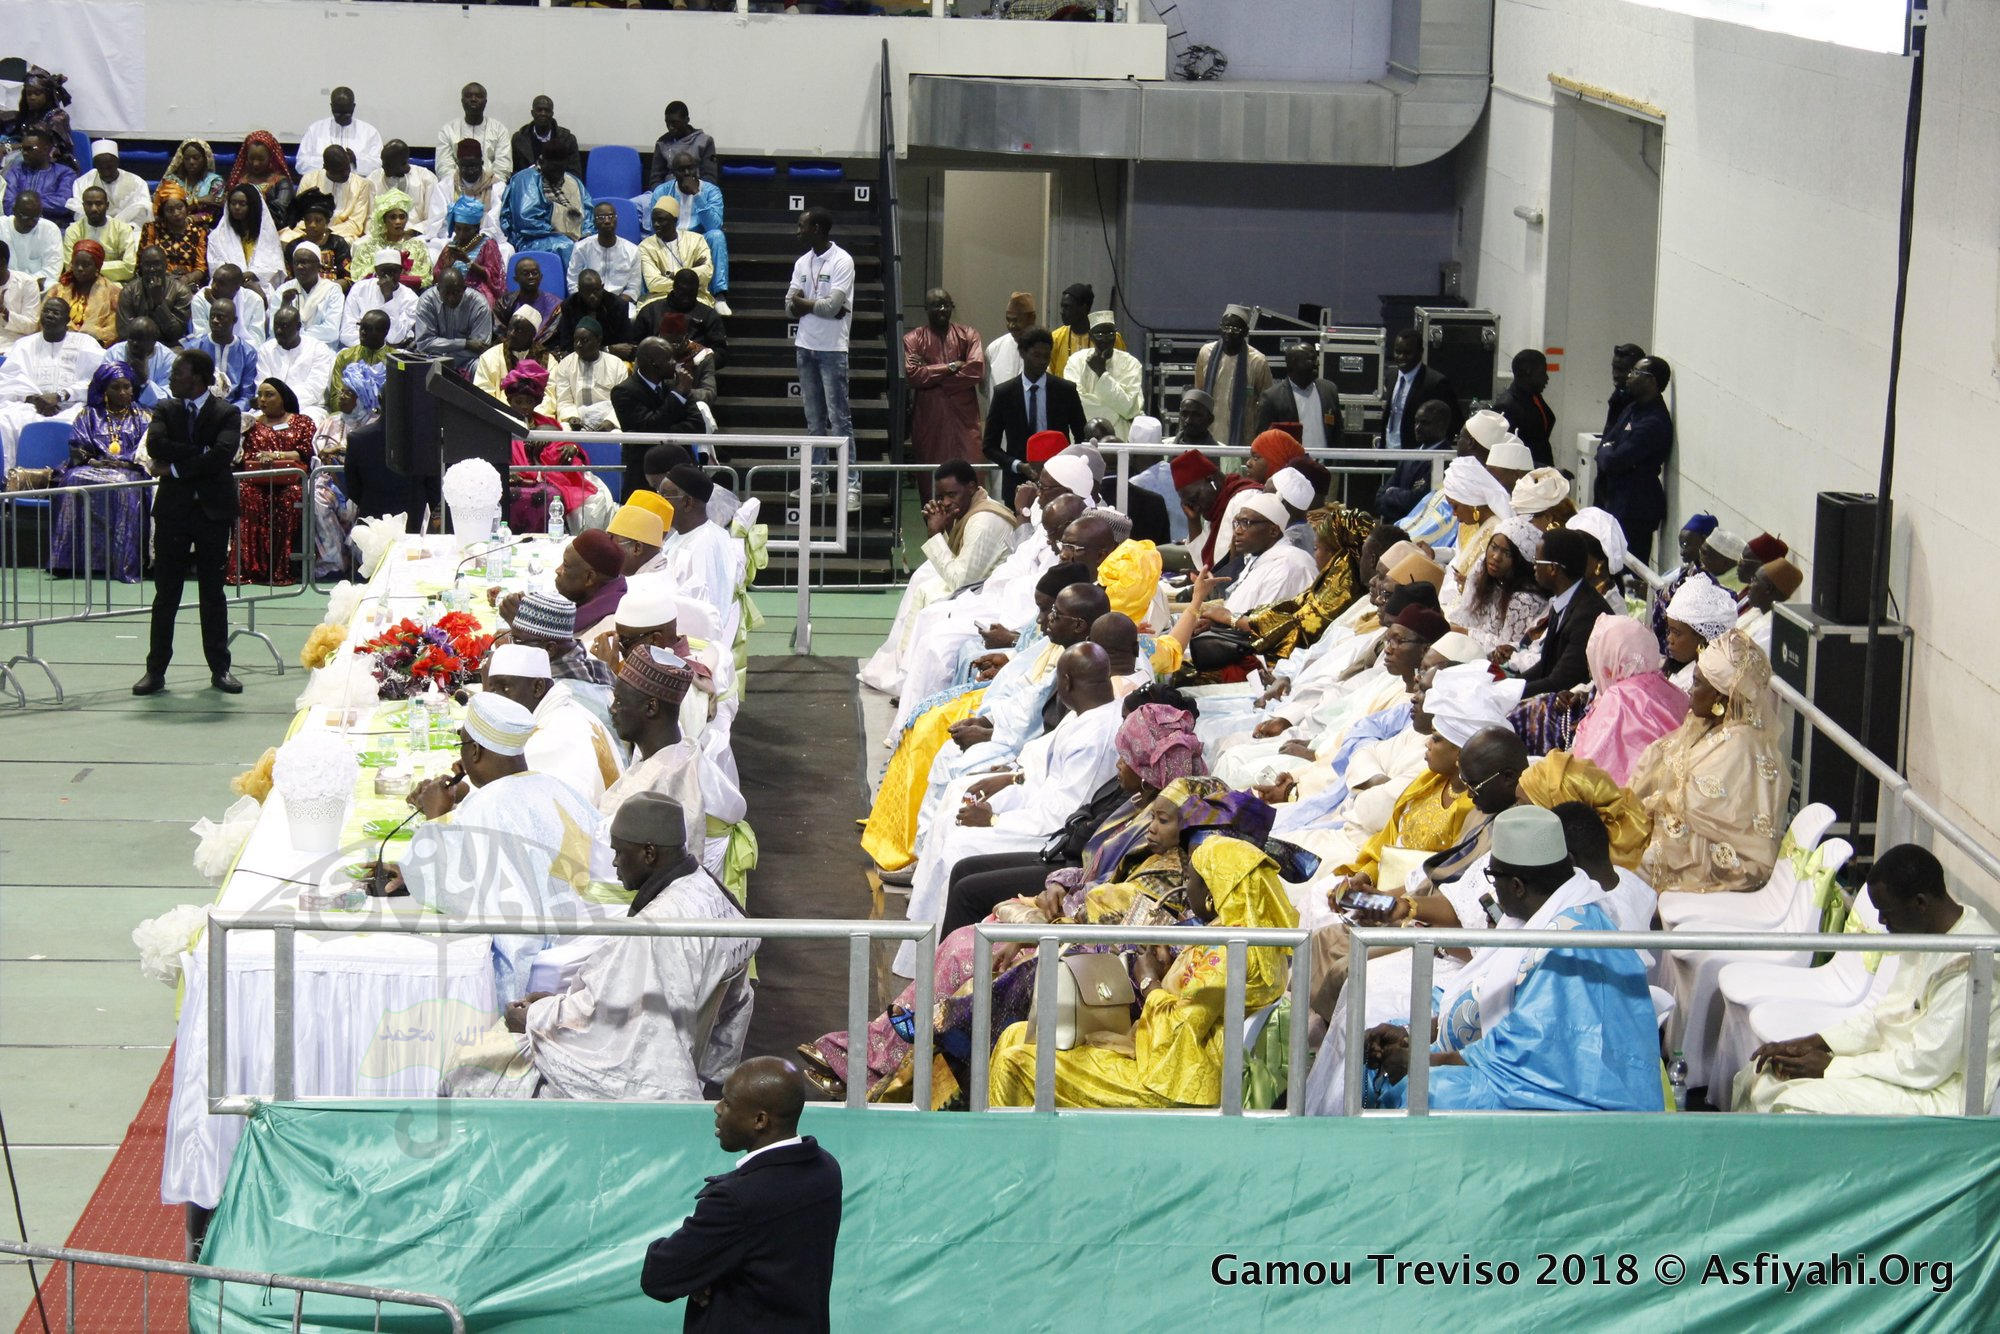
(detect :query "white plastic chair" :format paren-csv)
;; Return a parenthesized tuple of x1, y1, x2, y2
(1657, 803, 1835, 931)
(1665, 837, 1854, 1091)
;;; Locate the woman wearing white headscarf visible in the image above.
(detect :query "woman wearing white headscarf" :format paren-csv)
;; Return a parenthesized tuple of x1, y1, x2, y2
(1628, 629, 1786, 894)
(1451, 514, 1549, 655)
(1566, 505, 1649, 616)
(1661, 576, 1743, 691)
(1437, 455, 1514, 611)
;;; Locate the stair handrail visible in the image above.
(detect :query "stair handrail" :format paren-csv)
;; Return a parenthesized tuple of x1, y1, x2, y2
(879, 38, 909, 553)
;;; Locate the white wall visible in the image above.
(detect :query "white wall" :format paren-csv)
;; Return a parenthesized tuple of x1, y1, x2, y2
(1464, 0, 2000, 854)
(38, 0, 1163, 156)
(1152, 0, 1392, 82)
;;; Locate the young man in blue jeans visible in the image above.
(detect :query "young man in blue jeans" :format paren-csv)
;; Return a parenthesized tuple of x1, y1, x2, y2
(786, 205, 856, 506)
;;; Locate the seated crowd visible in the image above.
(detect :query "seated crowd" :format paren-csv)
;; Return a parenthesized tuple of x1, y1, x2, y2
(830, 367, 1991, 1119)
(0, 77, 735, 590)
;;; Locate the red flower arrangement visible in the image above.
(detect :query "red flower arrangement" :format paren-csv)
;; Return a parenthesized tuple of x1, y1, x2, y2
(353, 613, 494, 699)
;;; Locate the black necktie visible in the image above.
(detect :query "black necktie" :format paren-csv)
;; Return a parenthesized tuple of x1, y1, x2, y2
(1027, 382, 1040, 434)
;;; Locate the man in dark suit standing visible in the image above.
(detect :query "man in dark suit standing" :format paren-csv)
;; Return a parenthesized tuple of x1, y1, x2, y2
(983, 327, 1086, 501)
(1492, 348, 1557, 468)
(641, 1056, 842, 1333)
(135, 349, 242, 695)
(1253, 343, 1343, 451)
(611, 337, 706, 500)
(1384, 329, 1459, 453)
(1505, 526, 1610, 698)
(1595, 354, 1674, 567)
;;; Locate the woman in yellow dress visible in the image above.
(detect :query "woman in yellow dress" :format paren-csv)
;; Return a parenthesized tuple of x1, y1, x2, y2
(989, 833, 1298, 1109)
(1628, 628, 1785, 893)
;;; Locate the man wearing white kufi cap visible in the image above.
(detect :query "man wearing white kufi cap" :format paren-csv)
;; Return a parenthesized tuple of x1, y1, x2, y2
(66, 140, 153, 228)
(485, 641, 625, 805)
(1199, 490, 1319, 618)
(393, 690, 611, 1002)
(1062, 309, 1145, 438)
(1192, 303, 1273, 449)
(1268, 466, 1318, 554)
(443, 791, 761, 1102)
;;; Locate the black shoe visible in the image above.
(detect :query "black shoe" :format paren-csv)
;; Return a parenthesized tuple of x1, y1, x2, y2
(132, 671, 166, 696)
(210, 671, 243, 694)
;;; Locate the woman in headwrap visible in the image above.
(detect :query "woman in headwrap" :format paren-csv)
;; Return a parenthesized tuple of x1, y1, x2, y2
(1509, 465, 1574, 530)
(205, 184, 286, 289)
(1628, 629, 1786, 894)
(350, 189, 432, 290)
(1569, 616, 1691, 786)
(1649, 512, 1721, 651)
(50, 362, 150, 582)
(52, 239, 118, 345)
(225, 130, 296, 229)
(1451, 514, 1548, 654)
(1566, 506, 1641, 611)
(989, 831, 1299, 1108)
(140, 180, 210, 282)
(801, 703, 1218, 1101)
(437, 194, 507, 308)
(1518, 748, 1653, 869)
(1437, 454, 1514, 610)
(502, 358, 592, 525)
(229, 377, 317, 586)
(6, 68, 77, 169)
(161, 139, 225, 228)
(1244, 428, 1306, 483)
(1660, 574, 1742, 692)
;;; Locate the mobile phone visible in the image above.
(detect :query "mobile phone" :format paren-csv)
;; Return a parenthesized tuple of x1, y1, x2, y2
(1337, 888, 1398, 917)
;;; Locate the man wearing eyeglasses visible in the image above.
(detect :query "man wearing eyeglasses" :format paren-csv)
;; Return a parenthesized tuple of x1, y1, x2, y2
(650, 151, 731, 317)
(1595, 353, 1674, 566)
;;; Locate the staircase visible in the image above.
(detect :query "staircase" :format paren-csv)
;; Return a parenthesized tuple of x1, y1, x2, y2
(712, 160, 902, 584)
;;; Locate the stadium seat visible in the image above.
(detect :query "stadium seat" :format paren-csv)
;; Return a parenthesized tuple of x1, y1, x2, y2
(579, 439, 621, 496)
(13, 421, 70, 502)
(508, 250, 567, 300)
(608, 197, 642, 243)
(720, 162, 774, 180)
(786, 161, 844, 181)
(72, 128, 93, 170)
(1658, 802, 1836, 930)
(585, 145, 643, 201)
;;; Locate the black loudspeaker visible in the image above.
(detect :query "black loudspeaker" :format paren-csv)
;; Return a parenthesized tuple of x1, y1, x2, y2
(1811, 491, 1886, 625)
(1770, 604, 1910, 844)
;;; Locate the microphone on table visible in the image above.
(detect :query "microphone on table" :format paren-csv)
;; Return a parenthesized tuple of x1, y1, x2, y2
(452, 534, 536, 579)
(366, 807, 422, 898)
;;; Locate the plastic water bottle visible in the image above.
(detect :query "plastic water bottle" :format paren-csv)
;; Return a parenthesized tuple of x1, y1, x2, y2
(425, 683, 450, 751)
(406, 690, 430, 752)
(485, 522, 511, 580)
(546, 495, 565, 537)
(1668, 1050, 1689, 1111)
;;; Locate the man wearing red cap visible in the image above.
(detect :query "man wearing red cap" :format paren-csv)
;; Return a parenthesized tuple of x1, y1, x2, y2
(558, 529, 628, 642)
(1171, 446, 1262, 569)
(1736, 532, 1788, 586)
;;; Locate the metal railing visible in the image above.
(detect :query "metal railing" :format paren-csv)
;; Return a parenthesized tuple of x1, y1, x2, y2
(1095, 441, 1454, 514)
(967, 922, 1312, 1114)
(0, 1239, 465, 1333)
(203, 911, 936, 1114)
(1345, 927, 2000, 1117)
(741, 459, 1008, 590)
(1, 467, 312, 703)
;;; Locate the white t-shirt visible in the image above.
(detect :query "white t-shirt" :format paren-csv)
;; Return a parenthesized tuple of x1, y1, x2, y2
(788, 243, 854, 353)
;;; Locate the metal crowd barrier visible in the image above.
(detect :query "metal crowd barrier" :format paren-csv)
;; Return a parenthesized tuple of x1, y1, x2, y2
(203, 911, 937, 1114)
(740, 459, 1008, 591)
(0, 467, 311, 704)
(1095, 441, 1455, 513)
(1345, 927, 2000, 1118)
(0, 1238, 466, 1333)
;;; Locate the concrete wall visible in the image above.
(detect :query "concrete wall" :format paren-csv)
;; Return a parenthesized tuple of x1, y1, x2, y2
(1462, 0, 2000, 853)
(1154, 0, 1393, 82)
(57, 0, 1164, 156)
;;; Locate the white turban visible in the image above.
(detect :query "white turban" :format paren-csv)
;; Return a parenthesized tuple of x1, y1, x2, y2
(1442, 457, 1515, 518)
(291, 240, 322, 262)
(1424, 672, 1519, 746)
(1566, 507, 1628, 575)
(1041, 454, 1094, 499)
(1234, 492, 1291, 530)
(616, 575, 679, 628)
(1486, 435, 1535, 473)
(1127, 415, 1163, 445)
(1462, 409, 1510, 449)
(1270, 468, 1313, 513)
(1665, 576, 1742, 642)
(1509, 466, 1570, 515)
(1429, 631, 1483, 665)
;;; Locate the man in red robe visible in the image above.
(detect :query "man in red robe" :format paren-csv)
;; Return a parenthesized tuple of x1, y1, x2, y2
(903, 287, 984, 496)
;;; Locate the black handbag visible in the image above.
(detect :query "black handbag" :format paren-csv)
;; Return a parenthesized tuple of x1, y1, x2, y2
(1188, 625, 1256, 672)
(1041, 777, 1130, 864)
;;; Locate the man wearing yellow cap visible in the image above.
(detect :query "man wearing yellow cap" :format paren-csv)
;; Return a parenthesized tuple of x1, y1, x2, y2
(608, 501, 668, 576)
(637, 196, 713, 307)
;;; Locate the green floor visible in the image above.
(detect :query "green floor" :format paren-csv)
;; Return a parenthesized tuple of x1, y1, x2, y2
(0, 579, 896, 1315)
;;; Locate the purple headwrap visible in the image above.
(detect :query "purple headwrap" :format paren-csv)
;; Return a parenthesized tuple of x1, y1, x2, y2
(1114, 704, 1207, 791)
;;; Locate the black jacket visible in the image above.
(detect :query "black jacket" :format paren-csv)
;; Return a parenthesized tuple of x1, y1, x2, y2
(1595, 398, 1674, 532)
(1520, 582, 1612, 698)
(1387, 363, 1459, 449)
(983, 374, 1087, 480)
(610, 369, 704, 435)
(1253, 377, 1342, 440)
(1492, 384, 1556, 469)
(1125, 484, 1171, 545)
(145, 395, 243, 524)
(641, 1137, 843, 1334)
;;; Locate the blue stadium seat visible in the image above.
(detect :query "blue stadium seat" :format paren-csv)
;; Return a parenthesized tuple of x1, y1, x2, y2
(584, 146, 642, 203)
(72, 129, 93, 170)
(787, 161, 845, 181)
(581, 440, 623, 496)
(608, 197, 642, 244)
(509, 250, 567, 301)
(721, 162, 775, 180)
(12, 421, 71, 513)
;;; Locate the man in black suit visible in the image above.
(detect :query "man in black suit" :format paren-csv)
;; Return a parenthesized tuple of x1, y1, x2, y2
(1596, 355, 1674, 567)
(1253, 343, 1343, 451)
(983, 327, 1086, 500)
(1505, 526, 1609, 698)
(1492, 348, 1557, 468)
(641, 1056, 842, 1333)
(135, 349, 242, 695)
(1384, 328, 1459, 452)
(611, 337, 705, 500)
